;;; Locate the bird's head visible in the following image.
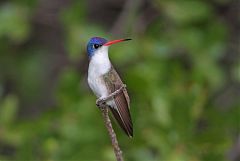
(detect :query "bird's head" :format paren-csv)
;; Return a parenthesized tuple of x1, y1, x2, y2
(87, 37, 131, 58)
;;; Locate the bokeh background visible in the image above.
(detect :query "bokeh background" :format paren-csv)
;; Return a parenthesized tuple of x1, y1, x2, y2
(0, 0, 239, 161)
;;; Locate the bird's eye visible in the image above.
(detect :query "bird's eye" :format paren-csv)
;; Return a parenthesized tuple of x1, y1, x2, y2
(93, 44, 101, 49)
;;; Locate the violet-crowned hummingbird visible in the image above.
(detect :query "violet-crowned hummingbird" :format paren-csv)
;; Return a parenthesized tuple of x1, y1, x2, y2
(87, 37, 133, 137)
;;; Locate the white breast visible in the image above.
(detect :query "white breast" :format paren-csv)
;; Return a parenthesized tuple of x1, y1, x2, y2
(87, 46, 111, 98)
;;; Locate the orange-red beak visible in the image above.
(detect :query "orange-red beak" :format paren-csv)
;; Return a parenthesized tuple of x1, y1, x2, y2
(103, 38, 131, 46)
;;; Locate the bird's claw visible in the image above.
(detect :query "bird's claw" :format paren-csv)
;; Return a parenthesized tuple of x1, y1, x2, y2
(96, 98, 106, 108)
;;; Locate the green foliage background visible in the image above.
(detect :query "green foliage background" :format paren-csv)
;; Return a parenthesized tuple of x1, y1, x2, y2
(0, 0, 239, 161)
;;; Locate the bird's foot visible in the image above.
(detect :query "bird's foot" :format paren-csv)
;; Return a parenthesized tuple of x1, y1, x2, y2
(96, 97, 106, 108)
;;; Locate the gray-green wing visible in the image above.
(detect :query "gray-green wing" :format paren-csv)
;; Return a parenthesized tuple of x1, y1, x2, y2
(102, 66, 133, 137)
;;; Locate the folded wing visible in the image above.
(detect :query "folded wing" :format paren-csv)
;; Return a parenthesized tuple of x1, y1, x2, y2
(102, 66, 133, 137)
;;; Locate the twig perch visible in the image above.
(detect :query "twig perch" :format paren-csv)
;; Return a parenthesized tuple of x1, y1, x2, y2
(96, 84, 126, 105)
(96, 85, 126, 161)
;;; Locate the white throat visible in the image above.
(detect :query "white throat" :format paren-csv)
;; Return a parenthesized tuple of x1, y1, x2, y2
(88, 46, 111, 98)
(88, 46, 111, 76)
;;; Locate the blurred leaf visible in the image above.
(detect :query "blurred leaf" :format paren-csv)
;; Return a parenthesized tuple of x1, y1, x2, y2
(161, 1, 212, 24)
(0, 95, 18, 125)
(151, 91, 171, 127)
(234, 60, 240, 82)
(0, 3, 30, 42)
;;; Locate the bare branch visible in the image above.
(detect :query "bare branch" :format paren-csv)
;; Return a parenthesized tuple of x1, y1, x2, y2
(96, 86, 127, 161)
(99, 106, 124, 161)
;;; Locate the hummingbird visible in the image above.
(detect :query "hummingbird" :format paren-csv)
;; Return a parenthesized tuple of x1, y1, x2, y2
(87, 37, 133, 137)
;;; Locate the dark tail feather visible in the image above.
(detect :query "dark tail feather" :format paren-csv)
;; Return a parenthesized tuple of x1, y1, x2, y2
(110, 106, 133, 137)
